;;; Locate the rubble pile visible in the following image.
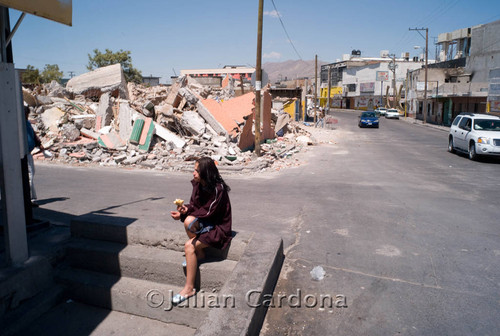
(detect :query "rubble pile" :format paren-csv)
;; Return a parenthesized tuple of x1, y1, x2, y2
(23, 64, 316, 174)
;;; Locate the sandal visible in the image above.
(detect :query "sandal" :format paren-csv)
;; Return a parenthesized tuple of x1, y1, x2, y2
(172, 289, 196, 305)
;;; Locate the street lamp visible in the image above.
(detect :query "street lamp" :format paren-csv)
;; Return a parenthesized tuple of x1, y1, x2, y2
(414, 45, 423, 61)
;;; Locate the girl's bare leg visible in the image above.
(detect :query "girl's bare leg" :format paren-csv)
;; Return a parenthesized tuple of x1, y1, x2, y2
(178, 237, 208, 298)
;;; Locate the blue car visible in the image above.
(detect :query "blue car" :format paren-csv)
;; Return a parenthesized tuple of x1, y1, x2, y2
(358, 111, 379, 128)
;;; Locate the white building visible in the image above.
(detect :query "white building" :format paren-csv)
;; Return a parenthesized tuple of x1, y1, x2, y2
(320, 51, 424, 110)
(405, 19, 500, 124)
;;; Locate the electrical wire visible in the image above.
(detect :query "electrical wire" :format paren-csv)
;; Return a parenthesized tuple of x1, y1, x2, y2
(391, 0, 461, 57)
(270, 0, 303, 60)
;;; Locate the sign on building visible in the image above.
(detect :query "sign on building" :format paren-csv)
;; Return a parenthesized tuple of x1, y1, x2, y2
(360, 82, 375, 93)
(376, 71, 389, 81)
(488, 68, 500, 113)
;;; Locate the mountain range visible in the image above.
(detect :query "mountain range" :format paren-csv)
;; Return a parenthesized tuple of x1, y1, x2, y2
(262, 59, 327, 83)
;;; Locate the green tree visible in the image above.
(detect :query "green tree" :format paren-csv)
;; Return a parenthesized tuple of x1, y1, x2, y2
(22, 65, 41, 84)
(41, 64, 63, 83)
(87, 48, 142, 84)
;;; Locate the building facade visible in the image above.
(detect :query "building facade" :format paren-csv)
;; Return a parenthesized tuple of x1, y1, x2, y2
(320, 51, 423, 111)
(180, 65, 255, 87)
(406, 19, 500, 124)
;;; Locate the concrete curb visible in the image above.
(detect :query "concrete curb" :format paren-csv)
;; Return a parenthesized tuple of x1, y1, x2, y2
(400, 116, 450, 132)
(194, 234, 284, 336)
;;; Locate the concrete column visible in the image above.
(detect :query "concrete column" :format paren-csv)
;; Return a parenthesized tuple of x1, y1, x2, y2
(0, 63, 28, 265)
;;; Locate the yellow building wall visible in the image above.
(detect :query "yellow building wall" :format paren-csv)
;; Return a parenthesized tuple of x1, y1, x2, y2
(284, 99, 296, 120)
(319, 87, 343, 107)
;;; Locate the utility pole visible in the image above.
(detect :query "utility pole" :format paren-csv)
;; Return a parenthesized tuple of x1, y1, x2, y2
(68, 71, 75, 78)
(410, 27, 428, 124)
(314, 54, 317, 124)
(405, 69, 408, 119)
(327, 66, 331, 113)
(254, 0, 263, 156)
(388, 54, 397, 108)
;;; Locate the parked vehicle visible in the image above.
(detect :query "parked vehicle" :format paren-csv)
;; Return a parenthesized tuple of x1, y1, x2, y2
(448, 113, 500, 160)
(358, 111, 379, 128)
(375, 107, 387, 117)
(385, 108, 400, 119)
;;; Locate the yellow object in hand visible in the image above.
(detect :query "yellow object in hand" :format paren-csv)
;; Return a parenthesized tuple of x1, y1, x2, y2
(173, 199, 184, 206)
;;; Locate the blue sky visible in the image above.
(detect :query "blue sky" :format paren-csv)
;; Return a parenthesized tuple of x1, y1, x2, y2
(8, 0, 500, 83)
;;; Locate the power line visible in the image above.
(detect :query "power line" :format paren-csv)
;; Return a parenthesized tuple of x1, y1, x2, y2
(270, 0, 303, 60)
(390, 0, 461, 56)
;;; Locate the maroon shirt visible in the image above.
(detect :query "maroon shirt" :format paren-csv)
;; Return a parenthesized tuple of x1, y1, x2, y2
(185, 180, 232, 250)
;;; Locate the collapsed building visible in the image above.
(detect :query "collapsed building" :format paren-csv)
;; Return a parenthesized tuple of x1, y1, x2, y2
(22, 64, 318, 173)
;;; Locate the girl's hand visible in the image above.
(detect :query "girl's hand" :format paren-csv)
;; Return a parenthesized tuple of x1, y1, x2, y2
(171, 211, 181, 220)
(178, 205, 188, 215)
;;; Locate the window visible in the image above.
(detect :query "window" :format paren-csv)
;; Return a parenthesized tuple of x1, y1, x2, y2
(458, 117, 471, 130)
(452, 116, 462, 126)
(474, 119, 500, 131)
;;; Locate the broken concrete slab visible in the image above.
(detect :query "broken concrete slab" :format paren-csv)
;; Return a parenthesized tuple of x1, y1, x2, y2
(46, 80, 67, 98)
(41, 107, 65, 133)
(155, 104, 174, 117)
(66, 64, 129, 99)
(153, 121, 186, 149)
(178, 87, 199, 105)
(180, 111, 206, 136)
(166, 76, 187, 107)
(80, 128, 99, 140)
(61, 124, 80, 141)
(196, 100, 227, 136)
(238, 113, 254, 151)
(200, 92, 255, 137)
(129, 119, 144, 145)
(138, 118, 155, 151)
(296, 135, 314, 146)
(35, 95, 53, 105)
(274, 113, 291, 134)
(72, 116, 95, 130)
(97, 93, 113, 128)
(262, 90, 275, 141)
(118, 102, 134, 141)
(98, 132, 126, 149)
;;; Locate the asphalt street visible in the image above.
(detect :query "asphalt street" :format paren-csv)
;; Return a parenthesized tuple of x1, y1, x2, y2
(30, 110, 500, 335)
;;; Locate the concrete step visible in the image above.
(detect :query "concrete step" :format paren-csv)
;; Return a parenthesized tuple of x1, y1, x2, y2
(67, 238, 238, 291)
(56, 267, 208, 329)
(13, 300, 196, 336)
(70, 214, 253, 261)
(1, 284, 65, 336)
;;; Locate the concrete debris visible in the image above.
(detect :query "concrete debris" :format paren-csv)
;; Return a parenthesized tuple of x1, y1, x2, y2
(180, 111, 205, 136)
(296, 135, 314, 146)
(66, 64, 129, 99)
(96, 92, 114, 129)
(46, 80, 67, 98)
(40, 107, 65, 133)
(61, 123, 80, 142)
(23, 66, 320, 174)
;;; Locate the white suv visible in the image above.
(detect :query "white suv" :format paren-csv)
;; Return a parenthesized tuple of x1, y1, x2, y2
(448, 113, 500, 160)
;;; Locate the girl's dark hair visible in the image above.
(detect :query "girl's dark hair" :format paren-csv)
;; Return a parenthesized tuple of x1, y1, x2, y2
(196, 157, 230, 192)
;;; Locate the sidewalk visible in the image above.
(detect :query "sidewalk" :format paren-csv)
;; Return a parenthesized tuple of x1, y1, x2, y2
(399, 115, 450, 132)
